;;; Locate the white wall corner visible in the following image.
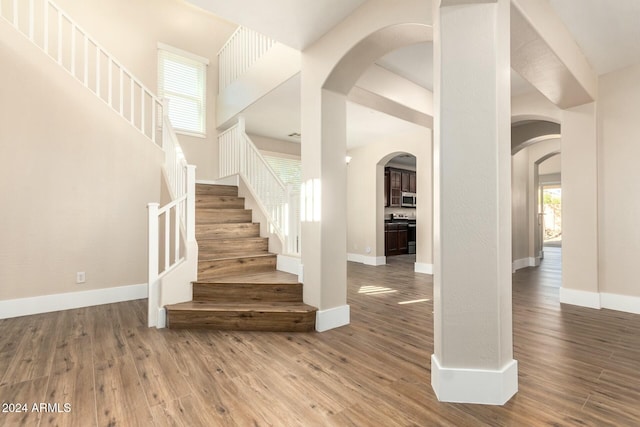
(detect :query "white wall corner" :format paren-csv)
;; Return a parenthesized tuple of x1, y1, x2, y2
(347, 253, 386, 266)
(415, 262, 433, 275)
(316, 305, 350, 332)
(277, 255, 302, 276)
(601, 293, 640, 315)
(0, 283, 148, 320)
(559, 288, 601, 309)
(431, 355, 518, 405)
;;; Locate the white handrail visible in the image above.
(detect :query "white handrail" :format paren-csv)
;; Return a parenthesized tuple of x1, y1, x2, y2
(0, 0, 162, 145)
(219, 119, 300, 255)
(217, 26, 277, 92)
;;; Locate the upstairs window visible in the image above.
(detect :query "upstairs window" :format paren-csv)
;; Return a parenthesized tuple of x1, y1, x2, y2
(158, 43, 209, 137)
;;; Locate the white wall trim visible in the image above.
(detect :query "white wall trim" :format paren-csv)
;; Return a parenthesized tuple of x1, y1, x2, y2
(600, 293, 640, 315)
(559, 288, 601, 309)
(415, 262, 433, 275)
(560, 288, 640, 315)
(202, 175, 239, 186)
(316, 305, 350, 332)
(431, 355, 518, 405)
(277, 254, 302, 276)
(512, 257, 537, 272)
(347, 253, 386, 266)
(0, 283, 147, 320)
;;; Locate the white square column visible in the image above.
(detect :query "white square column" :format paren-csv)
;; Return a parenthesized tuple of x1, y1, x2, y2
(431, 0, 517, 405)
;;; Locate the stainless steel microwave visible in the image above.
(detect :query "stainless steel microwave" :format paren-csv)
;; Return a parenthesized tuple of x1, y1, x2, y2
(401, 192, 416, 207)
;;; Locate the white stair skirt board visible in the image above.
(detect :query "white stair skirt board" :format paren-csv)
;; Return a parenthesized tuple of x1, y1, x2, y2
(277, 255, 302, 276)
(157, 307, 167, 329)
(347, 253, 386, 266)
(414, 263, 433, 275)
(559, 288, 601, 309)
(316, 305, 350, 332)
(203, 176, 239, 186)
(0, 283, 147, 320)
(431, 355, 518, 405)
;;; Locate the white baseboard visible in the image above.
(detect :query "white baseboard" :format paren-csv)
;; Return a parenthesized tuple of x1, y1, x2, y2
(415, 262, 433, 275)
(277, 255, 302, 277)
(0, 283, 147, 320)
(347, 253, 386, 266)
(600, 292, 640, 314)
(316, 305, 350, 332)
(512, 257, 536, 272)
(559, 288, 601, 309)
(431, 355, 518, 405)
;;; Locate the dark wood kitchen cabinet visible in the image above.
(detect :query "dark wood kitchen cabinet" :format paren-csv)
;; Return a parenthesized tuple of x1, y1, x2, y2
(401, 171, 410, 192)
(385, 223, 408, 256)
(389, 169, 402, 207)
(385, 167, 416, 207)
(384, 169, 389, 207)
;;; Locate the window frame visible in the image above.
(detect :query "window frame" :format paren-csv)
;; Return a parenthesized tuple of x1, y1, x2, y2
(157, 43, 209, 138)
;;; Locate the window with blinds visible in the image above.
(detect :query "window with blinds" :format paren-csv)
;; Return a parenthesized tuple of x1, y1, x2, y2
(263, 155, 301, 189)
(158, 44, 208, 137)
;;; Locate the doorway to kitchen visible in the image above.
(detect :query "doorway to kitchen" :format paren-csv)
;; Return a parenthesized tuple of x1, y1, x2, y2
(384, 154, 417, 259)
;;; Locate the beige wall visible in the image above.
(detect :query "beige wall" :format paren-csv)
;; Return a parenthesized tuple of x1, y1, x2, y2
(511, 149, 530, 263)
(0, 22, 163, 300)
(598, 64, 640, 298)
(249, 134, 301, 158)
(54, 0, 237, 180)
(562, 102, 598, 294)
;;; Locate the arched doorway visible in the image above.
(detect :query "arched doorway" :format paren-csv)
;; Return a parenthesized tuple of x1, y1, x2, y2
(300, 22, 433, 331)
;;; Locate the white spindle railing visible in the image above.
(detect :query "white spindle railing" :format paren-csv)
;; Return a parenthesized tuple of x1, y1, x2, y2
(147, 108, 196, 324)
(217, 26, 277, 92)
(0, 0, 162, 145)
(219, 119, 300, 255)
(147, 108, 196, 327)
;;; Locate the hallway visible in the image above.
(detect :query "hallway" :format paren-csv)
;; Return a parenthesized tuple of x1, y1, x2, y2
(1, 252, 639, 426)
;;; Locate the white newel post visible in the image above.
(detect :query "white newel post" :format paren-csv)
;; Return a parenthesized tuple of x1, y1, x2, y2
(186, 165, 197, 243)
(147, 203, 160, 327)
(431, 0, 517, 405)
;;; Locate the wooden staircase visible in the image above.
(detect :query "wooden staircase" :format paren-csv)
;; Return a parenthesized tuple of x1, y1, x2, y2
(165, 184, 317, 332)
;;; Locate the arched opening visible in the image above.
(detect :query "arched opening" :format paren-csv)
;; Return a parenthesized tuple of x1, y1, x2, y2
(301, 22, 433, 328)
(511, 118, 562, 272)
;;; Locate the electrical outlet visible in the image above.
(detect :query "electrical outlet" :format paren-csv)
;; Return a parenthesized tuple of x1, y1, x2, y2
(76, 272, 86, 284)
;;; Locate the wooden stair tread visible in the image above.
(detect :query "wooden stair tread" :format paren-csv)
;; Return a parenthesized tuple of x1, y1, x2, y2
(199, 252, 276, 262)
(166, 301, 317, 313)
(194, 270, 300, 284)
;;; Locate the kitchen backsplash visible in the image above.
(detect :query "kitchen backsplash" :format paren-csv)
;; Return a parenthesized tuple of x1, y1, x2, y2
(384, 207, 417, 220)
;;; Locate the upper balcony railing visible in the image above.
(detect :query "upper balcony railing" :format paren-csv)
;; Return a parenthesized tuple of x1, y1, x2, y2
(1, 0, 163, 144)
(217, 26, 276, 92)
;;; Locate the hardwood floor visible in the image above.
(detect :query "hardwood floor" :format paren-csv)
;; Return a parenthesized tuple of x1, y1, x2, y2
(2, 248, 640, 426)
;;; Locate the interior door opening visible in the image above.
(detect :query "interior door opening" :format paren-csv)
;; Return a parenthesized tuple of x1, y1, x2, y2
(542, 185, 562, 248)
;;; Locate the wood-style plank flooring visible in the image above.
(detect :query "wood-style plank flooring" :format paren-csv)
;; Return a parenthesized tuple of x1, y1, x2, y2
(2, 247, 640, 426)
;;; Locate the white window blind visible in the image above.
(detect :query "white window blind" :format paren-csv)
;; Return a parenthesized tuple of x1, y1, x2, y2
(158, 44, 208, 137)
(263, 155, 301, 189)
